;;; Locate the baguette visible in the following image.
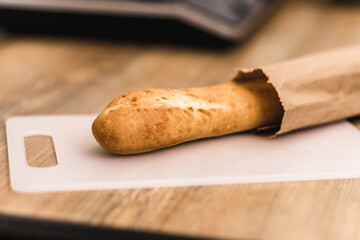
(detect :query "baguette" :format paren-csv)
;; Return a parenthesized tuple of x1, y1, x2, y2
(92, 78, 284, 154)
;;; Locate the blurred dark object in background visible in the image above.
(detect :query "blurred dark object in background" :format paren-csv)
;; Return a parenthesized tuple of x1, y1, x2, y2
(334, 0, 360, 4)
(0, 0, 282, 45)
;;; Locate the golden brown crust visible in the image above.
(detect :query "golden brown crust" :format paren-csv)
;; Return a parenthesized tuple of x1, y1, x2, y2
(92, 80, 284, 154)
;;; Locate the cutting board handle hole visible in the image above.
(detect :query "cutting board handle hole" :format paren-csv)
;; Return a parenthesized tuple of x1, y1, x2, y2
(24, 135, 58, 168)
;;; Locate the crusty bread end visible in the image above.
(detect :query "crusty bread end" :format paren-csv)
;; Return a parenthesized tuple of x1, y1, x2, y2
(92, 80, 284, 154)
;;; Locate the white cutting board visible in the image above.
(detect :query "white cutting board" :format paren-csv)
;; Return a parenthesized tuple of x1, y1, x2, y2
(5, 115, 360, 193)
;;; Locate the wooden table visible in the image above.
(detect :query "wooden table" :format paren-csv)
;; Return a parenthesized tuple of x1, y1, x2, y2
(1, 1, 360, 239)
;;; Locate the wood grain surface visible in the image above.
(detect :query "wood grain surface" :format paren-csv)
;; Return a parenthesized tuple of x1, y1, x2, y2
(1, 1, 360, 239)
(24, 135, 58, 168)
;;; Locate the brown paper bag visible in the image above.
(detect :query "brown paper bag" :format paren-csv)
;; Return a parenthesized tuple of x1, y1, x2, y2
(233, 45, 360, 135)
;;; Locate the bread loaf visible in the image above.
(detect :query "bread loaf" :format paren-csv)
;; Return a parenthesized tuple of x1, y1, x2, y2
(92, 79, 284, 154)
